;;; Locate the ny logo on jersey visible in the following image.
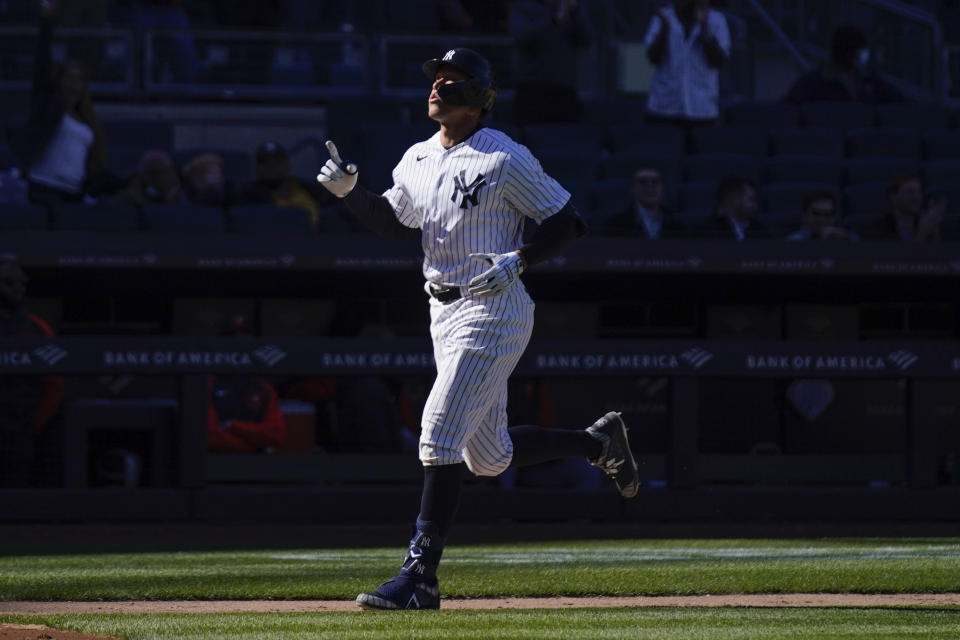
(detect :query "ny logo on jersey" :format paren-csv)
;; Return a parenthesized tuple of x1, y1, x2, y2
(451, 171, 487, 209)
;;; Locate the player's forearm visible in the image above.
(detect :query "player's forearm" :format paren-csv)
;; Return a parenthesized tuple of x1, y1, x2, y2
(519, 205, 586, 268)
(343, 186, 419, 241)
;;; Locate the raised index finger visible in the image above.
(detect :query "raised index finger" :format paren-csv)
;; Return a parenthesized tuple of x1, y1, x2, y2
(325, 140, 343, 166)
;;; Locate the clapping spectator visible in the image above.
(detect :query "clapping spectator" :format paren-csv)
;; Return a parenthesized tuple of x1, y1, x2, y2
(786, 190, 858, 241)
(207, 314, 286, 453)
(644, 0, 730, 127)
(861, 172, 946, 242)
(509, 0, 594, 125)
(603, 166, 687, 238)
(783, 24, 905, 105)
(108, 149, 185, 207)
(706, 174, 770, 239)
(240, 141, 353, 231)
(16, 0, 107, 207)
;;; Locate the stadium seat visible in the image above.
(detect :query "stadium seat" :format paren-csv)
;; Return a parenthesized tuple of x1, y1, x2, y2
(923, 130, 960, 160)
(51, 203, 140, 231)
(802, 101, 874, 130)
(0, 203, 48, 231)
(0, 144, 19, 170)
(589, 178, 630, 215)
(690, 125, 769, 156)
(921, 160, 960, 189)
(107, 145, 150, 179)
(536, 149, 599, 184)
(606, 123, 687, 155)
(678, 180, 718, 213)
(843, 183, 887, 217)
(228, 204, 313, 233)
(356, 121, 436, 193)
(763, 155, 844, 186)
(875, 102, 950, 131)
(173, 148, 253, 183)
(761, 181, 837, 215)
(845, 128, 921, 159)
(682, 153, 762, 183)
(845, 157, 919, 185)
(771, 127, 845, 158)
(761, 210, 801, 236)
(142, 204, 224, 232)
(102, 120, 175, 153)
(723, 101, 799, 129)
(521, 122, 603, 154)
(600, 150, 680, 182)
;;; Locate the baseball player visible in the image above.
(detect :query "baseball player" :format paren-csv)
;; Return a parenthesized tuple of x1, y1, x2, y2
(318, 48, 640, 611)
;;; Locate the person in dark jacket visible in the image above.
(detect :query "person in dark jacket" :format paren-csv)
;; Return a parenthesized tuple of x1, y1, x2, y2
(704, 174, 771, 239)
(602, 166, 687, 238)
(16, 0, 108, 207)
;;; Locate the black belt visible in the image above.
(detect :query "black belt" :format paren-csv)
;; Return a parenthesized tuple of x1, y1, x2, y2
(429, 284, 462, 303)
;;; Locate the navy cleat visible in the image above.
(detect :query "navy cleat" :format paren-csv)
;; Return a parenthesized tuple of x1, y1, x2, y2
(356, 574, 440, 610)
(586, 411, 640, 498)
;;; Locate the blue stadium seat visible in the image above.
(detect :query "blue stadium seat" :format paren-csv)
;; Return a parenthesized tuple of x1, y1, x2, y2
(521, 122, 603, 154)
(763, 155, 844, 186)
(0, 144, 19, 170)
(846, 128, 921, 159)
(771, 128, 845, 158)
(102, 120, 174, 152)
(690, 125, 769, 156)
(590, 178, 630, 214)
(761, 181, 837, 216)
(875, 103, 950, 131)
(600, 150, 680, 182)
(142, 204, 224, 232)
(682, 153, 762, 183)
(802, 101, 874, 130)
(724, 101, 799, 129)
(922, 160, 960, 190)
(173, 148, 253, 184)
(843, 183, 887, 217)
(228, 204, 313, 233)
(606, 123, 687, 155)
(761, 210, 801, 236)
(357, 121, 437, 193)
(52, 203, 140, 231)
(536, 149, 599, 184)
(845, 157, 919, 185)
(107, 145, 149, 179)
(923, 130, 960, 160)
(0, 203, 48, 231)
(678, 180, 718, 213)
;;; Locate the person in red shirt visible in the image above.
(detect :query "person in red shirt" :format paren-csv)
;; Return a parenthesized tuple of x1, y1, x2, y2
(206, 314, 286, 453)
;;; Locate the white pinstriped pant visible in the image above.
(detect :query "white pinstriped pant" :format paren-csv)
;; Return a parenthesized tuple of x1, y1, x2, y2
(419, 283, 535, 476)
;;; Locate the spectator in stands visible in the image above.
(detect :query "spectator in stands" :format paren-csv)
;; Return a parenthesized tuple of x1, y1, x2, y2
(15, 0, 108, 207)
(644, 0, 730, 127)
(207, 313, 287, 453)
(787, 190, 858, 241)
(861, 171, 946, 242)
(181, 152, 233, 207)
(377, 0, 477, 32)
(240, 141, 352, 231)
(509, 0, 595, 125)
(706, 174, 770, 239)
(782, 24, 905, 105)
(0, 256, 64, 487)
(108, 149, 185, 207)
(603, 166, 687, 238)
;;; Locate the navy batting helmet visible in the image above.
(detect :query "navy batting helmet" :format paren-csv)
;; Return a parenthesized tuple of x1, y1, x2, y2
(422, 48, 497, 112)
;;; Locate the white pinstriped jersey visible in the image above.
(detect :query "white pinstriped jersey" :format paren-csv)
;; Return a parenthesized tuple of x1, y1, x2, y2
(383, 127, 570, 286)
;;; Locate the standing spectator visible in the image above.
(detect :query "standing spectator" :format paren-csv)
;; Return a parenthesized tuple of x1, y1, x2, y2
(783, 24, 905, 105)
(107, 149, 185, 207)
(240, 141, 353, 231)
(181, 152, 233, 207)
(509, 0, 594, 125)
(861, 172, 945, 242)
(786, 190, 858, 241)
(0, 257, 63, 487)
(706, 174, 769, 239)
(207, 314, 286, 453)
(15, 0, 107, 207)
(644, 0, 730, 127)
(122, 0, 201, 83)
(602, 166, 687, 238)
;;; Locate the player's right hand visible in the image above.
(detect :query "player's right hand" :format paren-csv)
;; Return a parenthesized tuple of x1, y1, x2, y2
(317, 140, 358, 198)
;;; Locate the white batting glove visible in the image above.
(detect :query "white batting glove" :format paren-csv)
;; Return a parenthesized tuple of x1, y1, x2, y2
(467, 251, 526, 296)
(316, 140, 358, 198)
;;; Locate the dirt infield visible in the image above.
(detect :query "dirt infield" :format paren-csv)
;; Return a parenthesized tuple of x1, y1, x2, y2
(3, 595, 960, 640)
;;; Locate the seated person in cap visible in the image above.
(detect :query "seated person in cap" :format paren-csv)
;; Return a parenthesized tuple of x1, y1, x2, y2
(182, 152, 234, 207)
(703, 175, 770, 240)
(108, 149, 185, 207)
(602, 166, 687, 238)
(787, 190, 858, 241)
(240, 141, 355, 231)
(207, 313, 286, 453)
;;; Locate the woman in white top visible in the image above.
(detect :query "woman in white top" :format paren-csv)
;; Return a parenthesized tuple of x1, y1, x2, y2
(17, 0, 106, 207)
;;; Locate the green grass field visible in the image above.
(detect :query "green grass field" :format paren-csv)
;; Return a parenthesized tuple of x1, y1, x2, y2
(2, 538, 959, 639)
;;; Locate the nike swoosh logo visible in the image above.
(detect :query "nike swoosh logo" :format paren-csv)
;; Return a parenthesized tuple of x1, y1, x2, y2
(416, 155, 429, 161)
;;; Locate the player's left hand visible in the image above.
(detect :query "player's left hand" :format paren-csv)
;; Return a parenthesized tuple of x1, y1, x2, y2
(467, 251, 525, 296)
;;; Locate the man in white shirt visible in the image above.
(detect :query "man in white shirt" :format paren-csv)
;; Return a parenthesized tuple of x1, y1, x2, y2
(644, 0, 731, 126)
